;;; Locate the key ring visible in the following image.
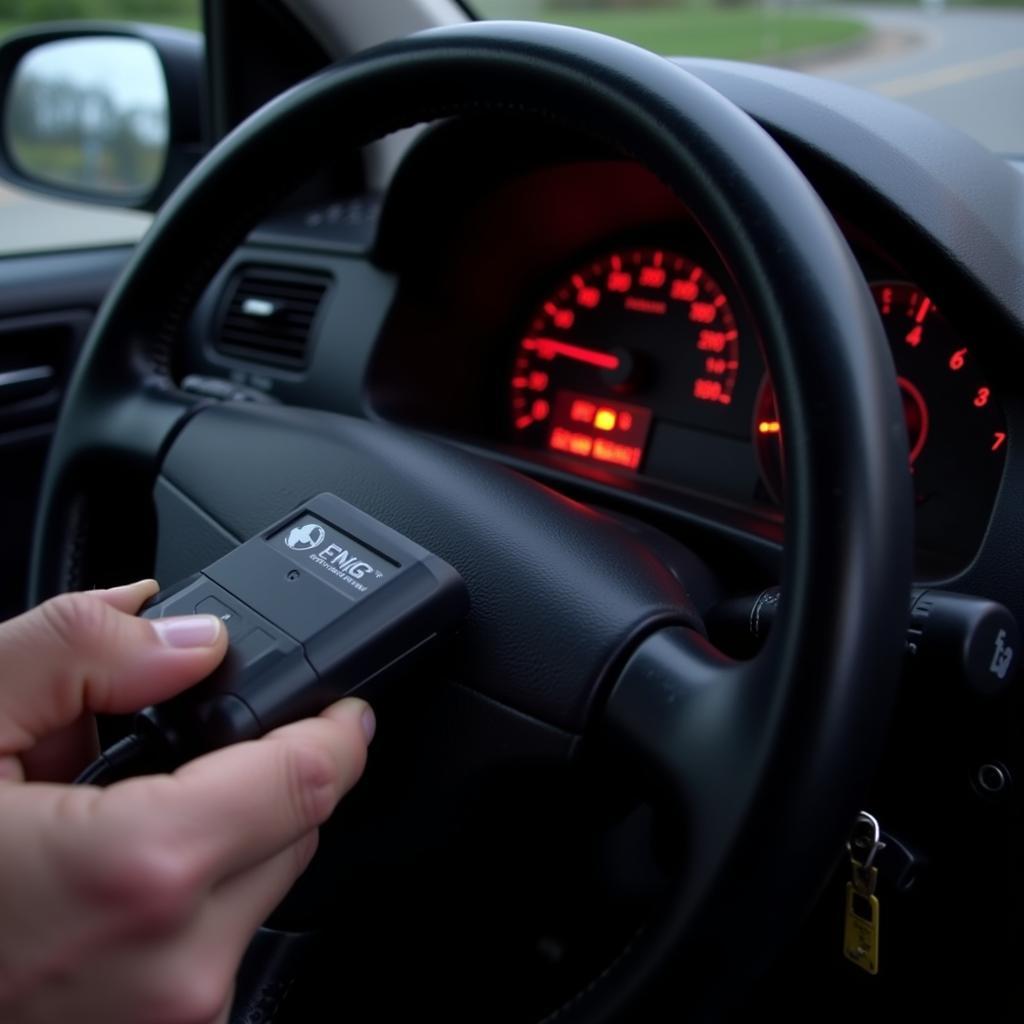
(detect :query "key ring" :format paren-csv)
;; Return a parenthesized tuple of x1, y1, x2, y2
(847, 810, 885, 871)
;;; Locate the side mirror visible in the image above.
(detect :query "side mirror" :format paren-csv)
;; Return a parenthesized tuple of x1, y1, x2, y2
(0, 23, 203, 211)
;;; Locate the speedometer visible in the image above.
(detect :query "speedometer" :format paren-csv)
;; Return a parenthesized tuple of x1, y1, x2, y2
(508, 247, 742, 472)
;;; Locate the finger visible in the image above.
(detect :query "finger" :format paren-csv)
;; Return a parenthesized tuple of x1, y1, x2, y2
(204, 831, 319, 962)
(94, 578, 160, 614)
(0, 588, 227, 761)
(0, 751, 23, 782)
(0, 783, 309, 1024)
(66, 839, 318, 1024)
(16, 581, 163, 782)
(105, 698, 372, 886)
(10, 581, 162, 782)
(175, 834, 318, 1024)
(18, 714, 99, 783)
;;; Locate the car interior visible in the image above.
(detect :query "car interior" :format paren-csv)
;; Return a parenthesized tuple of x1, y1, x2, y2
(0, 0, 1021, 1020)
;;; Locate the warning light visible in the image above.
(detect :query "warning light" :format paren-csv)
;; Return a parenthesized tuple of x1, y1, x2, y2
(758, 420, 782, 434)
(547, 391, 653, 474)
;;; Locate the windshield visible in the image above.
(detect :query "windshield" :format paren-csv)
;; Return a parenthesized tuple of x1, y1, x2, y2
(477, 0, 1023, 156)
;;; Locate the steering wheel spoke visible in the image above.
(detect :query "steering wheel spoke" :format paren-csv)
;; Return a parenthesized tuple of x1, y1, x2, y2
(606, 630, 754, 813)
(78, 379, 197, 463)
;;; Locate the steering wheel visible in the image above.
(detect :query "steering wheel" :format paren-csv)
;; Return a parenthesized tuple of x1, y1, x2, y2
(28, 21, 912, 1023)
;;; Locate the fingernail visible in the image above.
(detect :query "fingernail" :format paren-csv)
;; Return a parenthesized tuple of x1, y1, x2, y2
(361, 706, 377, 745)
(103, 579, 159, 596)
(152, 615, 223, 649)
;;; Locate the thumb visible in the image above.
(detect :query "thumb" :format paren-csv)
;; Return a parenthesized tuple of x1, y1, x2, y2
(0, 584, 228, 767)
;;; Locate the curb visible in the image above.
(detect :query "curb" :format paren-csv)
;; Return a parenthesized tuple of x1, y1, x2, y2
(781, 23, 924, 70)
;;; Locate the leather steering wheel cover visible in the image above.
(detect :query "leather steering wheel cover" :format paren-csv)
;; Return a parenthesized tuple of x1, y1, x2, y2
(30, 21, 913, 1020)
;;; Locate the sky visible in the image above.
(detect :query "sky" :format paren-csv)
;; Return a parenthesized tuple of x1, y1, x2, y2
(17, 36, 168, 113)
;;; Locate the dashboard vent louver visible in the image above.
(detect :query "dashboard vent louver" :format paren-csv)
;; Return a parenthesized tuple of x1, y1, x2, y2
(214, 267, 330, 369)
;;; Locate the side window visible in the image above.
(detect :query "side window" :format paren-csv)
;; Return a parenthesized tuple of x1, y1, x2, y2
(0, 1, 200, 257)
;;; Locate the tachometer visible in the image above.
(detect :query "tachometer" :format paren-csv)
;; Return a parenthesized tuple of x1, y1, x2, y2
(509, 247, 743, 473)
(754, 280, 1008, 571)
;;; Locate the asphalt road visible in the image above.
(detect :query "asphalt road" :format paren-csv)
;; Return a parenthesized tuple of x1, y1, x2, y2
(804, 5, 1024, 155)
(0, 5, 1021, 255)
(0, 180, 149, 255)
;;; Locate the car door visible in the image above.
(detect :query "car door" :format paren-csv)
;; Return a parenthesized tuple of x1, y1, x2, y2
(0, 0, 370, 620)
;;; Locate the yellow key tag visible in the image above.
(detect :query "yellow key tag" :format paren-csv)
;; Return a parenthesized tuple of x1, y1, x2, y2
(843, 881, 880, 975)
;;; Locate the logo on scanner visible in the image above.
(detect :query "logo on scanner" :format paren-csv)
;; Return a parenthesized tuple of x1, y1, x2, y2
(285, 523, 325, 551)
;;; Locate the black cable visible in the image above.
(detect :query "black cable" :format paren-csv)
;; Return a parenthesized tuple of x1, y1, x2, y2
(74, 733, 159, 787)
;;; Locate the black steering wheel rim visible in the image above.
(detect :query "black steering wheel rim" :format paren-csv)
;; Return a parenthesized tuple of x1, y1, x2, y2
(29, 21, 913, 1021)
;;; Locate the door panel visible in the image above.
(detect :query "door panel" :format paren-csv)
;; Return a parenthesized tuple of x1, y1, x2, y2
(0, 247, 129, 617)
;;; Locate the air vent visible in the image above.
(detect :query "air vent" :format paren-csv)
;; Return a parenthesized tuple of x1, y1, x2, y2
(214, 266, 330, 369)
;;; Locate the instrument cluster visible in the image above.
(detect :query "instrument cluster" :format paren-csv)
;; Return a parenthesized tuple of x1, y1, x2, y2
(500, 241, 1007, 572)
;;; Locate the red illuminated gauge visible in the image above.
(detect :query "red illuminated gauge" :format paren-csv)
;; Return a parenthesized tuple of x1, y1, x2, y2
(754, 369, 931, 505)
(509, 247, 742, 473)
(754, 281, 1007, 568)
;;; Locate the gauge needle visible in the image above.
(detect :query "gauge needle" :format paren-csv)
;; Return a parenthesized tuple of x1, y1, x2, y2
(523, 337, 621, 371)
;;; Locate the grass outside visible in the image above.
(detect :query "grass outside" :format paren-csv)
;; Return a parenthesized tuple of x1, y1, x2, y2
(475, 1, 866, 60)
(0, 13, 198, 38)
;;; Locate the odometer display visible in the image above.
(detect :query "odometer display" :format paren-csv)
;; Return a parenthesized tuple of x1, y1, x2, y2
(509, 247, 745, 474)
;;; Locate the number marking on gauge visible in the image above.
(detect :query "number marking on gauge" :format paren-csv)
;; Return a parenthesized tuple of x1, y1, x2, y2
(509, 247, 742, 464)
(753, 281, 1009, 514)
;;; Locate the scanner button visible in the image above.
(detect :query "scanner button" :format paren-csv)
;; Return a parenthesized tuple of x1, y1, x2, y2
(235, 628, 277, 667)
(195, 596, 245, 639)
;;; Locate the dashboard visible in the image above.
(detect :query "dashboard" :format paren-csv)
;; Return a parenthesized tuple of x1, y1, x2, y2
(184, 61, 1024, 591)
(502, 242, 1006, 570)
(361, 129, 1013, 581)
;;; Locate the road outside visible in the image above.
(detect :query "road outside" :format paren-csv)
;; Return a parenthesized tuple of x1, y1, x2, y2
(0, 4, 1021, 256)
(803, 5, 1024, 155)
(0, 180, 148, 254)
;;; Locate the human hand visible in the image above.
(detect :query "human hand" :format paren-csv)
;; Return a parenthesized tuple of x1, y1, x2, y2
(0, 580, 374, 1023)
